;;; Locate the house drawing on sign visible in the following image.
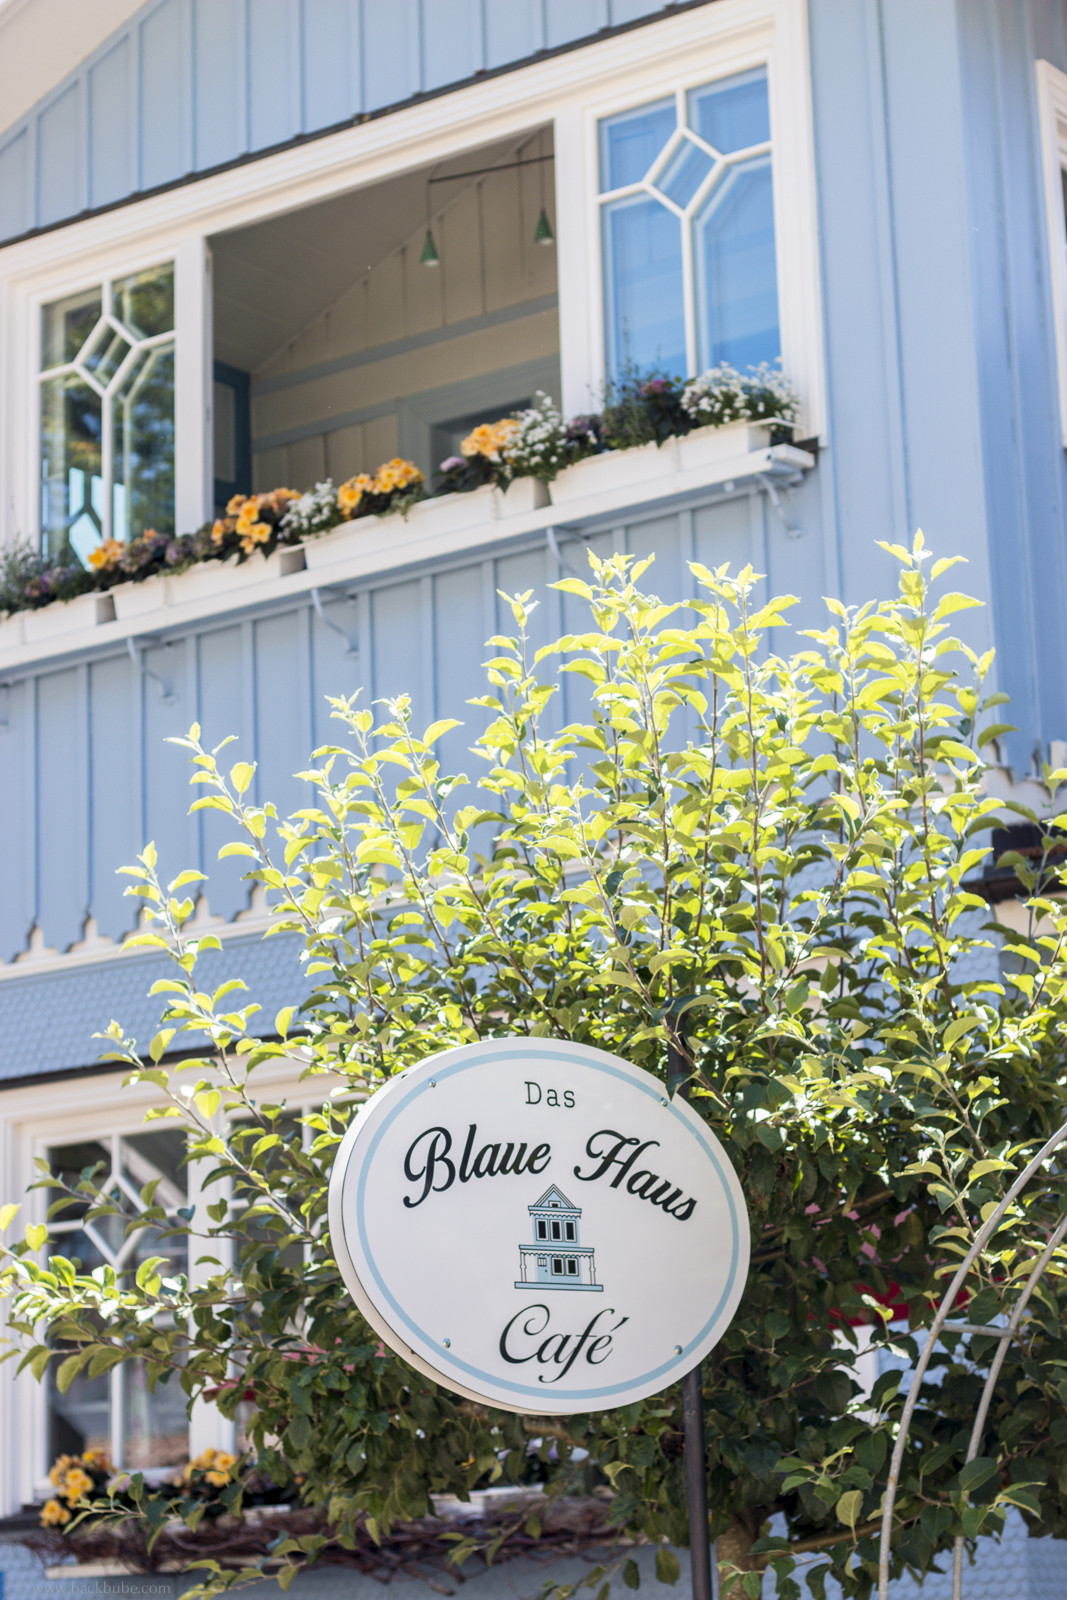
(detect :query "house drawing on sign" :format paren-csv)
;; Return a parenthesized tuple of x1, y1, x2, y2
(514, 1186, 603, 1292)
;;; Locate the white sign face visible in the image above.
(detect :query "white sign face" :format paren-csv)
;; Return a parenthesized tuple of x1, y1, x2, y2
(328, 1039, 749, 1414)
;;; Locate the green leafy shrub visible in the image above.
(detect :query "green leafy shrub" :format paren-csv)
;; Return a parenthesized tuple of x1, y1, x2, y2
(5, 539, 1067, 1600)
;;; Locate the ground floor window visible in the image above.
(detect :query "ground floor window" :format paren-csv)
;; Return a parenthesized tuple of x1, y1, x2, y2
(45, 1128, 189, 1470)
(38, 262, 175, 562)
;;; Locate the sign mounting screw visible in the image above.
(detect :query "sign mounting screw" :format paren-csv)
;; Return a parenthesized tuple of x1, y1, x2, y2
(429, 1080, 436, 1088)
(675, 1345, 683, 1355)
(443, 1338, 451, 1347)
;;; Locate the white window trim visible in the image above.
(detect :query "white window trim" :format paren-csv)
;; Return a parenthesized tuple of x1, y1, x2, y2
(0, 0, 824, 553)
(0, 1061, 338, 1514)
(1036, 59, 1067, 450)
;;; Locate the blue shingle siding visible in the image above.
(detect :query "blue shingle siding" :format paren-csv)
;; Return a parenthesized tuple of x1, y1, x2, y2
(0, 0, 689, 245)
(0, 931, 307, 1083)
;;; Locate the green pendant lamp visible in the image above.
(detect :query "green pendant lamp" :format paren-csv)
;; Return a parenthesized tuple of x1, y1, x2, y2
(533, 207, 555, 246)
(420, 227, 440, 266)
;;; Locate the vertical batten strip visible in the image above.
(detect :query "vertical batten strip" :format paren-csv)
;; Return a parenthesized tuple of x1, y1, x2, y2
(174, 234, 214, 535)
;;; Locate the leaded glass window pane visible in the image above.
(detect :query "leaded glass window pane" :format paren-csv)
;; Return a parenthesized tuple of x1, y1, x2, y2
(693, 156, 779, 372)
(39, 263, 175, 560)
(602, 194, 687, 378)
(45, 1130, 189, 1470)
(598, 69, 780, 384)
(599, 97, 676, 191)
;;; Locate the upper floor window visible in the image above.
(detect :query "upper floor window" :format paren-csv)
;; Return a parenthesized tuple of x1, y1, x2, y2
(598, 69, 777, 382)
(39, 262, 175, 561)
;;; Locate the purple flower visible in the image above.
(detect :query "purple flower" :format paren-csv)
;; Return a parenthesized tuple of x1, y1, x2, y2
(439, 456, 464, 473)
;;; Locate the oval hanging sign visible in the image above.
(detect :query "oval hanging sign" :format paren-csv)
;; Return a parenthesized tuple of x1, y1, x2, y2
(328, 1038, 749, 1414)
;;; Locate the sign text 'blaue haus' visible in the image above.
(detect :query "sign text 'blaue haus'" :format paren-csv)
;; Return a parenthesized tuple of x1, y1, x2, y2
(328, 1039, 750, 1414)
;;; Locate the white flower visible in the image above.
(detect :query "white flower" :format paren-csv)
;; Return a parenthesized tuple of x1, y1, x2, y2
(504, 393, 570, 482)
(279, 480, 340, 537)
(681, 363, 799, 428)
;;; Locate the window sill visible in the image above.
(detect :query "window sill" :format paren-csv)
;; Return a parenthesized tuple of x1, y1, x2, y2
(0, 431, 814, 674)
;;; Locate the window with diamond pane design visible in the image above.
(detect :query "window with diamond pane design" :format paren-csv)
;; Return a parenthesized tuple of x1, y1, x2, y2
(598, 69, 779, 383)
(45, 1129, 189, 1470)
(39, 263, 175, 563)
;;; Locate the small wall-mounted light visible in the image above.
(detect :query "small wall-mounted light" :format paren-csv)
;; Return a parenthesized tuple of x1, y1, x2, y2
(533, 207, 555, 246)
(420, 227, 440, 266)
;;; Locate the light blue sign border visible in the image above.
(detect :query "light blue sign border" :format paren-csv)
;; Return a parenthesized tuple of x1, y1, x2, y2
(349, 1045, 745, 1404)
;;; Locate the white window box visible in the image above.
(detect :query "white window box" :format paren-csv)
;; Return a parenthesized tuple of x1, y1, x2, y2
(163, 555, 242, 606)
(304, 481, 549, 572)
(676, 420, 785, 470)
(548, 440, 666, 505)
(113, 575, 168, 621)
(22, 591, 115, 642)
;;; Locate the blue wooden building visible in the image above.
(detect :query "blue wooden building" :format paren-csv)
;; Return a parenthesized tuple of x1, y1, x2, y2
(2, 0, 1067, 1592)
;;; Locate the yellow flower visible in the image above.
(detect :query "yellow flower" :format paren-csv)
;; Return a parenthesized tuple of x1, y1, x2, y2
(82, 1448, 111, 1471)
(338, 473, 375, 516)
(87, 538, 124, 571)
(49, 1454, 76, 1488)
(239, 521, 272, 554)
(226, 494, 248, 516)
(235, 500, 259, 535)
(41, 1499, 70, 1527)
(61, 1467, 94, 1502)
(460, 419, 517, 462)
(213, 1452, 237, 1472)
(210, 518, 233, 545)
(373, 458, 423, 495)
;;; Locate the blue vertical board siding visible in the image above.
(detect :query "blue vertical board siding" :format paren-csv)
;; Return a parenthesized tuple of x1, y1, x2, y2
(194, 625, 251, 920)
(36, 82, 83, 228)
(361, 0, 421, 115)
(422, 0, 485, 93)
(139, 0, 190, 192)
(193, 0, 247, 172)
(88, 39, 132, 208)
(484, 5, 544, 69)
(0, 0, 675, 240)
(254, 610, 311, 823)
(0, 129, 30, 239)
(302, 0, 361, 129)
(309, 598, 363, 749)
(36, 668, 87, 953)
(89, 655, 139, 942)
(371, 578, 425, 724)
(545, 0, 610, 50)
(248, 0, 303, 152)
(141, 638, 197, 891)
(432, 563, 493, 785)
(0, 682, 35, 963)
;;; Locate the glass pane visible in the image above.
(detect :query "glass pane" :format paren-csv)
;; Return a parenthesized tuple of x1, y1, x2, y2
(111, 262, 175, 338)
(123, 1362, 188, 1469)
(40, 374, 104, 561)
(688, 68, 770, 154)
(121, 1130, 188, 1207)
(112, 343, 176, 539)
(602, 194, 686, 380)
(599, 97, 675, 191)
(214, 380, 237, 481)
(47, 1141, 110, 1222)
(82, 318, 133, 386)
(49, 1366, 111, 1461)
(655, 134, 715, 210)
(41, 286, 102, 370)
(694, 156, 779, 373)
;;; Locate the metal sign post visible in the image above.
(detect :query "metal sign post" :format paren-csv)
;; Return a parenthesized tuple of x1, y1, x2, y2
(668, 1029, 713, 1600)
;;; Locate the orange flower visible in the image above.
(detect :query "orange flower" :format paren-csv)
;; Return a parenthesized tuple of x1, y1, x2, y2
(210, 518, 233, 545)
(40, 1499, 70, 1527)
(338, 473, 375, 516)
(87, 538, 124, 571)
(373, 458, 424, 495)
(460, 419, 517, 462)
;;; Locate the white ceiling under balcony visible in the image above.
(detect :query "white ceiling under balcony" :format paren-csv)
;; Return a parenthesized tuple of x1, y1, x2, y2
(210, 129, 553, 375)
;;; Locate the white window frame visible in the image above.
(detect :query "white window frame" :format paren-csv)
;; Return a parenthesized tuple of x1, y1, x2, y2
(37, 261, 177, 551)
(0, 0, 824, 558)
(0, 1061, 336, 1515)
(1036, 59, 1067, 449)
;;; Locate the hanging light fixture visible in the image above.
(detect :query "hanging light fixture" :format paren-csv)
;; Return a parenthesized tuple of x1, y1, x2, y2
(533, 129, 555, 246)
(533, 207, 555, 246)
(420, 227, 440, 267)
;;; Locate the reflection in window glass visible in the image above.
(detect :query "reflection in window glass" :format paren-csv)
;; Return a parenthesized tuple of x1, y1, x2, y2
(602, 195, 687, 378)
(599, 69, 779, 383)
(688, 69, 770, 154)
(45, 1130, 189, 1471)
(39, 263, 175, 561)
(599, 97, 676, 191)
(694, 157, 779, 372)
